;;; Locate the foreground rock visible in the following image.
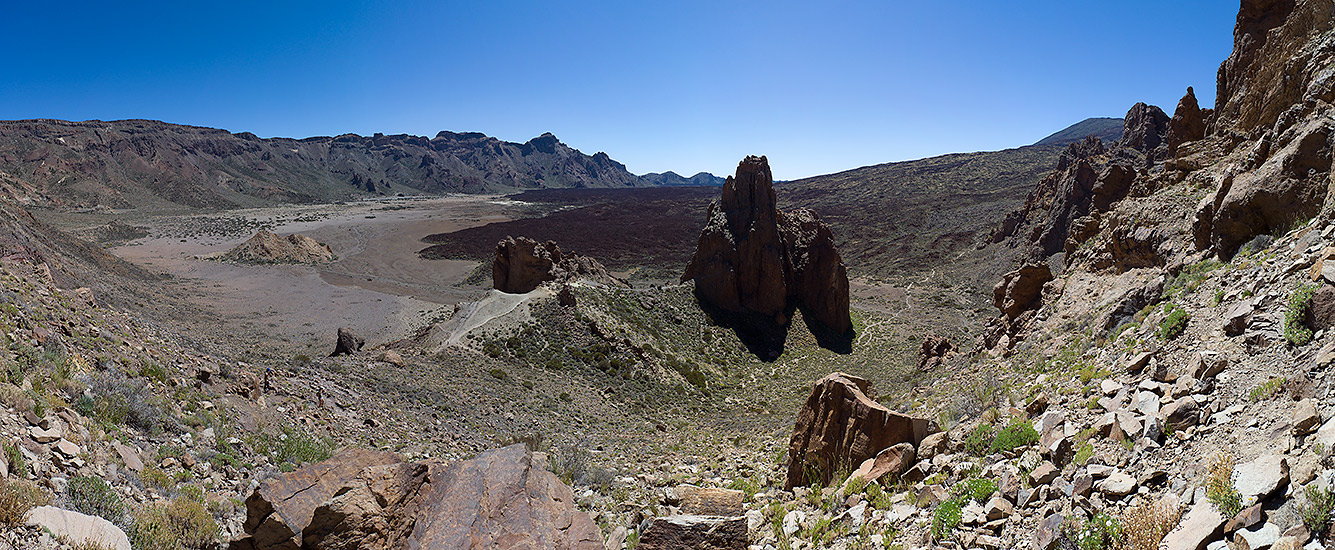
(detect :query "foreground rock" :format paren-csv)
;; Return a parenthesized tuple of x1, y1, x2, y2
(639, 515, 747, 550)
(682, 155, 852, 350)
(26, 506, 132, 550)
(231, 445, 603, 550)
(493, 235, 626, 294)
(785, 372, 934, 488)
(219, 230, 334, 264)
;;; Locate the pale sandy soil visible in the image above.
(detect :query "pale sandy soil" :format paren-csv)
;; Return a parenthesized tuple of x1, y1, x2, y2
(103, 196, 526, 355)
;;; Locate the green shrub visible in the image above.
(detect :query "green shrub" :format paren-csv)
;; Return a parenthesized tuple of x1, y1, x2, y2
(1072, 512, 1122, 550)
(488, 368, 507, 380)
(1159, 304, 1189, 340)
(966, 478, 997, 504)
(1073, 441, 1094, 465)
(1286, 284, 1318, 346)
(990, 420, 1039, 454)
(248, 425, 334, 467)
(129, 490, 219, 550)
(3, 443, 23, 476)
(1300, 485, 1335, 536)
(66, 475, 126, 524)
(931, 498, 963, 541)
(1205, 454, 1242, 518)
(1249, 377, 1287, 402)
(964, 423, 994, 456)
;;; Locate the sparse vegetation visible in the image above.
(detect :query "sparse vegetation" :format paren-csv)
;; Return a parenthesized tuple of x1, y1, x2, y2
(0, 477, 50, 525)
(964, 423, 995, 456)
(66, 475, 127, 524)
(989, 419, 1039, 454)
(1205, 453, 1242, 518)
(1069, 512, 1121, 550)
(1249, 377, 1287, 402)
(129, 488, 219, 550)
(1158, 303, 1189, 340)
(1299, 485, 1335, 536)
(1286, 283, 1318, 346)
(1119, 498, 1181, 550)
(930, 498, 962, 541)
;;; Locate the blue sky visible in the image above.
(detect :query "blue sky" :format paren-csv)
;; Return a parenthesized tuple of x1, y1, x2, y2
(0, 1, 1238, 180)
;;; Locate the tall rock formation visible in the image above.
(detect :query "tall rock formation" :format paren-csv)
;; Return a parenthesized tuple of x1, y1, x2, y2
(1166, 87, 1209, 156)
(682, 156, 852, 356)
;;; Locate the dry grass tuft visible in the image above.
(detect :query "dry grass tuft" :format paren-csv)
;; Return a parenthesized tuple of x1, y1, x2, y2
(1119, 498, 1182, 550)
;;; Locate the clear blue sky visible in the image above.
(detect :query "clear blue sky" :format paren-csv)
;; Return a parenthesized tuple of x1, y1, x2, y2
(0, 1, 1238, 180)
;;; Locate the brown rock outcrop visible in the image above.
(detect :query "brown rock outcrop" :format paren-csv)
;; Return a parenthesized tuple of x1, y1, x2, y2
(1166, 87, 1208, 155)
(917, 334, 953, 371)
(993, 264, 1053, 320)
(219, 230, 334, 264)
(492, 236, 626, 294)
(330, 327, 364, 357)
(231, 445, 603, 550)
(639, 516, 748, 550)
(781, 208, 852, 334)
(1213, 0, 1334, 135)
(683, 156, 852, 350)
(1121, 103, 1171, 154)
(785, 373, 935, 489)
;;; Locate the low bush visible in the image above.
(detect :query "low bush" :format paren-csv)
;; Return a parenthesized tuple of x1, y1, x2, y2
(1120, 498, 1181, 550)
(66, 475, 126, 524)
(1249, 377, 1287, 402)
(1159, 304, 1189, 340)
(87, 372, 176, 435)
(990, 419, 1039, 454)
(249, 425, 334, 467)
(1299, 485, 1335, 536)
(1286, 284, 1318, 346)
(129, 489, 219, 550)
(1205, 453, 1242, 518)
(1071, 512, 1121, 550)
(930, 498, 962, 541)
(966, 477, 997, 504)
(0, 478, 50, 525)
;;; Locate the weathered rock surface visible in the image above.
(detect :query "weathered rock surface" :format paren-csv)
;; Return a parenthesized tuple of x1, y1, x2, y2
(219, 230, 334, 264)
(1163, 500, 1227, 550)
(1121, 102, 1171, 154)
(785, 373, 934, 488)
(638, 515, 747, 550)
(493, 235, 625, 294)
(26, 506, 132, 550)
(917, 334, 953, 371)
(1167, 87, 1208, 155)
(683, 156, 852, 345)
(673, 485, 744, 516)
(231, 445, 602, 550)
(994, 264, 1054, 319)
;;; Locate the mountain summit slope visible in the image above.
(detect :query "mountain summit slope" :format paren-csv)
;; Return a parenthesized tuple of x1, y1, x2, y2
(1033, 117, 1125, 147)
(0, 119, 646, 210)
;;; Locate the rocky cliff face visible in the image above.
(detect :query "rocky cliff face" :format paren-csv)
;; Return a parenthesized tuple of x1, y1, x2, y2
(682, 156, 851, 357)
(0, 120, 646, 210)
(492, 236, 627, 294)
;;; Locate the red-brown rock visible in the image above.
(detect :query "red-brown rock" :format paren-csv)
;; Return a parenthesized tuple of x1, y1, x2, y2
(231, 445, 603, 550)
(781, 208, 852, 334)
(917, 334, 953, 371)
(683, 156, 852, 347)
(1166, 87, 1207, 155)
(785, 373, 935, 489)
(993, 264, 1053, 320)
(493, 236, 626, 294)
(1121, 103, 1170, 154)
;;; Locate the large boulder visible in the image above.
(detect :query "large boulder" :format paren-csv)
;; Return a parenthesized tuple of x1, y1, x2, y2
(785, 373, 935, 489)
(993, 264, 1053, 320)
(917, 333, 953, 371)
(1204, 117, 1332, 257)
(26, 506, 131, 550)
(330, 327, 365, 357)
(683, 156, 852, 347)
(231, 445, 603, 550)
(493, 236, 625, 294)
(638, 515, 747, 550)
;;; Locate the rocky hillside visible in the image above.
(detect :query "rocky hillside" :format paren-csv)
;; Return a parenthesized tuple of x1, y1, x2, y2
(640, 171, 726, 187)
(1033, 118, 1126, 147)
(0, 119, 647, 210)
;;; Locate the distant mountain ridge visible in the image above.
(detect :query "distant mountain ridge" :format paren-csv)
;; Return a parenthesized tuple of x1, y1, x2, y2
(0, 119, 647, 210)
(639, 171, 725, 187)
(1032, 117, 1124, 147)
